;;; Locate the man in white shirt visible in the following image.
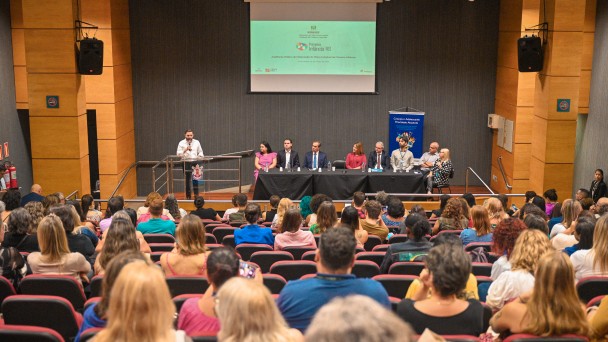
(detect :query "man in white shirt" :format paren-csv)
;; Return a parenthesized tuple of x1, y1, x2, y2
(419, 142, 440, 173)
(176, 129, 204, 199)
(276, 138, 300, 169)
(390, 137, 413, 171)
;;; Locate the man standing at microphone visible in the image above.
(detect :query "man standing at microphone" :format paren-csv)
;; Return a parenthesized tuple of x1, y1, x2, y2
(177, 129, 204, 199)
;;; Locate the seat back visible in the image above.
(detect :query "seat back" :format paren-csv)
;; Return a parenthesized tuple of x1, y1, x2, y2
(212, 227, 237, 243)
(371, 244, 390, 252)
(205, 233, 218, 244)
(89, 275, 103, 298)
(352, 260, 380, 278)
(388, 262, 425, 276)
(388, 234, 408, 244)
(250, 251, 294, 273)
(430, 230, 462, 242)
(355, 251, 385, 267)
(372, 275, 417, 298)
(79, 327, 103, 342)
(222, 235, 236, 248)
(0, 275, 17, 311)
(149, 243, 175, 252)
(2, 295, 83, 341)
(364, 235, 384, 251)
(282, 246, 317, 260)
(0, 324, 65, 342)
(301, 250, 317, 261)
(165, 276, 209, 297)
(503, 334, 589, 342)
(83, 296, 101, 312)
(262, 274, 287, 294)
(471, 262, 493, 277)
(269, 261, 317, 281)
(576, 276, 608, 303)
(173, 293, 203, 314)
(143, 233, 175, 243)
(464, 242, 493, 252)
(235, 244, 273, 261)
(19, 274, 87, 310)
(191, 332, 219, 342)
(333, 160, 346, 169)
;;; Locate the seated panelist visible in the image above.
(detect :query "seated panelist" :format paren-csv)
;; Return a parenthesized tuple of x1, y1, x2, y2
(367, 141, 391, 170)
(303, 140, 328, 170)
(346, 142, 367, 169)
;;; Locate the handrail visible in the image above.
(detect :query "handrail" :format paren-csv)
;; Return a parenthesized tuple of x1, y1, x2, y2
(497, 156, 513, 190)
(110, 161, 159, 198)
(465, 167, 495, 194)
(66, 190, 79, 200)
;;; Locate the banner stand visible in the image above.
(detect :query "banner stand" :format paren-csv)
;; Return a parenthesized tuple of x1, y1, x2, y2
(388, 108, 425, 158)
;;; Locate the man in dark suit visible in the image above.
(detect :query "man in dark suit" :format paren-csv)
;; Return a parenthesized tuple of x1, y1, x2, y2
(20, 184, 45, 206)
(276, 138, 300, 169)
(303, 140, 328, 170)
(367, 141, 391, 170)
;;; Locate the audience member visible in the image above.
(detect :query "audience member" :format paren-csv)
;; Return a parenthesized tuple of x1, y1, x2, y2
(307, 193, 331, 227)
(66, 203, 98, 247)
(218, 277, 303, 342)
(591, 169, 607, 203)
(531, 195, 546, 214)
(460, 205, 493, 246)
(486, 230, 553, 310)
(491, 251, 589, 338)
(360, 200, 389, 240)
(299, 196, 313, 224)
(1, 207, 39, 252)
(100, 196, 124, 232)
(408, 204, 427, 219)
(75, 251, 149, 342)
(274, 208, 316, 251)
(581, 197, 594, 211)
(161, 214, 210, 276)
(375, 191, 390, 208)
(432, 197, 467, 234)
(459, 197, 472, 223)
(0, 241, 26, 288)
(310, 201, 339, 234)
(542, 188, 558, 217)
(20, 184, 44, 207)
(352, 191, 366, 219)
(278, 227, 390, 331)
(227, 193, 248, 223)
(272, 197, 294, 231)
(571, 214, 608, 281)
(94, 262, 188, 342)
(95, 211, 151, 255)
(190, 195, 221, 221)
(484, 197, 509, 227)
(305, 295, 413, 342)
(234, 203, 274, 246)
(564, 216, 595, 256)
(497, 194, 514, 217)
(262, 195, 280, 223)
(81, 193, 103, 224)
(518, 202, 548, 221)
(24, 201, 44, 234)
(523, 214, 549, 235)
(136, 191, 173, 220)
(345, 141, 367, 169)
(576, 188, 591, 201)
(1, 188, 20, 222)
(396, 243, 485, 336)
(165, 193, 186, 220)
(399, 211, 426, 234)
(547, 202, 563, 230)
(339, 206, 368, 247)
(491, 218, 527, 280)
(50, 205, 95, 264)
(42, 193, 61, 215)
(381, 196, 406, 227)
(28, 215, 91, 283)
(429, 194, 450, 219)
(380, 218, 432, 273)
(136, 199, 176, 235)
(589, 296, 608, 340)
(593, 197, 608, 218)
(95, 216, 140, 275)
(549, 199, 582, 238)
(222, 194, 240, 221)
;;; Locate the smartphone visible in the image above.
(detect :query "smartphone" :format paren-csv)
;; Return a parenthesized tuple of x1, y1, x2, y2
(239, 261, 258, 279)
(511, 204, 518, 211)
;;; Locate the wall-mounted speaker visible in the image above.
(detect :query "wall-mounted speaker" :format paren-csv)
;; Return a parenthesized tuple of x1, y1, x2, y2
(78, 38, 104, 75)
(517, 36, 543, 72)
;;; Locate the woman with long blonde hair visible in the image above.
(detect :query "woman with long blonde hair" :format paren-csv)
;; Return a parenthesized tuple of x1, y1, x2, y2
(549, 199, 582, 238)
(271, 198, 294, 232)
(216, 277, 302, 342)
(27, 215, 91, 283)
(483, 197, 509, 227)
(571, 214, 608, 282)
(94, 262, 187, 342)
(486, 230, 553, 310)
(491, 251, 589, 337)
(459, 205, 493, 246)
(160, 214, 210, 276)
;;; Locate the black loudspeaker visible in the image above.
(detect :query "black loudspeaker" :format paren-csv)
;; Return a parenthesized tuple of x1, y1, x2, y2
(517, 36, 543, 72)
(78, 38, 104, 75)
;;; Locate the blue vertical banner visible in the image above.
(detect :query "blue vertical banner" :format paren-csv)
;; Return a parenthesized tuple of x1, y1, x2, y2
(388, 111, 425, 158)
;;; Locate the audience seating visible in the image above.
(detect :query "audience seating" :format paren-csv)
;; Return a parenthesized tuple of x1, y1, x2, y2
(83, 297, 101, 311)
(587, 295, 605, 308)
(150, 251, 164, 263)
(205, 233, 218, 244)
(435, 336, 480, 342)
(387, 226, 401, 234)
(282, 246, 317, 260)
(0, 324, 65, 342)
(576, 276, 608, 303)
(165, 276, 209, 297)
(313, 234, 320, 246)
(372, 275, 416, 298)
(364, 235, 384, 251)
(464, 242, 493, 252)
(301, 250, 317, 261)
(1, 295, 83, 341)
(173, 293, 203, 314)
(389, 296, 400, 313)
(269, 260, 317, 281)
(300, 274, 316, 280)
(190, 332, 219, 342)
(262, 274, 288, 294)
(471, 263, 493, 277)
(372, 244, 390, 252)
(142, 233, 175, 243)
(355, 251, 385, 267)
(89, 275, 103, 298)
(250, 251, 294, 273)
(222, 235, 236, 248)
(388, 262, 425, 276)
(230, 222, 245, 227)
(78, 327, 103, 342)
(0, 275, 17, 311)
(149, 243, 175, 252)
(235, 244, 273, 261)
(476, 275, 493, 287)
(19, 274, 87, 311)
(211, 227, 237, 243)
(352, 260, 381, 278)
(206, 243, 223, 250)
(503, 334, 589, 342)
(204, 223, 230, 234)
(429, 230, 462, 242)
(388, 234, 408, 244)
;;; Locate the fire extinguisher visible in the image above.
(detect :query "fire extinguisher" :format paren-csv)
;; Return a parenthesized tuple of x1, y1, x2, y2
(7, 162, 18, 189)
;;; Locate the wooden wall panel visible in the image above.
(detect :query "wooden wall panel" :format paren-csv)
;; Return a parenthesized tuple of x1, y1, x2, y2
(579, 70, 591, 111)
(494, 98, 516, 121)
(496, 31, 520, 69)
(529, 157, 574, 197)
(581, 33, 595, 70)
(499, 0, 523, 32)
(109, 0, 130, 29)
(111, 29, 131, 66)
(491, 133, 514, 174)
(32, 157, 89, 195)
(10, 0, 23, 28)
(546, 0, 586, 31)
(516, 72, 536, 106)
(30, 116, 88, 159)
(543, 32, 584, 77)
(496, 67, 519, 106)
(113, 63, 132, 102)
(512, 143, 531, 179)
(11, 29, 25, 65)
(84, 69, 115, 103)
(80, 0, 112, 29)
(92, 29, 114, 66)
(13, 66, 28, 105)
(530, 117, 577, 164)
(27, 73, 85, 116)
(533, 76, 580, 120)
(99, 171, 137, 199)
(514, 107, 533, 143)
(94, 98, 134, 140)
(490, 165, 514, 195)
(521, 0, 541, 28)
(584, 0, 597, 32)
(21, 0, 75, 28)
(24, 29, 77, 73)
(97, 130, 135, 175)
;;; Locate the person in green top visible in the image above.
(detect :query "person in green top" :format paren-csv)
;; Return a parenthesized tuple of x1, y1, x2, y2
(136, 199, 176, 235)
(309, 201, 338, 234)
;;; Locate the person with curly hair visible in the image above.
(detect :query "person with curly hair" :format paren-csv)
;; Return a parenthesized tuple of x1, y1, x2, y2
(1, 207, 39, 252)
(490, 218, 527, 280)
(1, 188, 20, 223)
(432, 197, 468, 235)
(165, 193, 186, 220)
(24, 201, 45, 234)
(486, 230, 554, 310)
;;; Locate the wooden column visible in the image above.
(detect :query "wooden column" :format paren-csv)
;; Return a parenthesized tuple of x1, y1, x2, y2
(80, 0, 136, 199)
(20, 0, 91, 195)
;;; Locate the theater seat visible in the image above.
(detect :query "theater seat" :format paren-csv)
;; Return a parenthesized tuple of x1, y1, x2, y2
(352, 260, 380, 278)
(503, 334, 589, 342)
(0, 275, 17, 311)
(282, 246, 316, 260)
(388, 262, 425, 276)
(333, 160, 346, 169)
(19, 274, 87, 311)
(250, 251, 294, 273)
(262, 274, 287, 294)
(235, 243, 273, 261)
(143, 233, 176, 243)
(576, 276, 608, 303)
(355, 251, 385, 267)
(165, 276, 209, 297)
(269, 260, 317, 281)
(372, 274, 417, 298)
(0, 324, 65, 342)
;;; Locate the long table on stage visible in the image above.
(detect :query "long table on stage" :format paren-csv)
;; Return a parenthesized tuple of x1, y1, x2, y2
(253, 169, 426, 200)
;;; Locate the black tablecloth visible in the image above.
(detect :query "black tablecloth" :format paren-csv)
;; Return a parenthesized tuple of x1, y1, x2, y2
(253, 169, 425, 200)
